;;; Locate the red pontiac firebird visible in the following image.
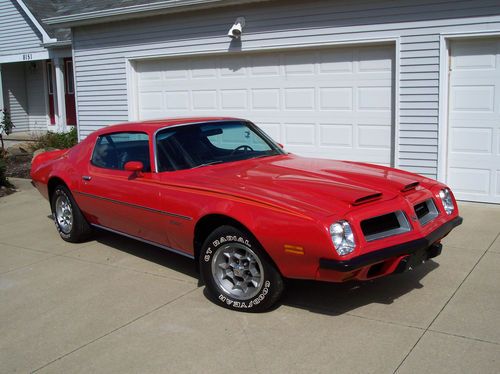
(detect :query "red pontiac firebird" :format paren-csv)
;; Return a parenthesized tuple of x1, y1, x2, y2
(31, 117, 462, 311)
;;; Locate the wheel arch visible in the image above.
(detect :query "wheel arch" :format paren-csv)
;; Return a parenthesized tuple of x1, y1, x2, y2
(47, 176, 69, 201)
(193, 213, 281, 275)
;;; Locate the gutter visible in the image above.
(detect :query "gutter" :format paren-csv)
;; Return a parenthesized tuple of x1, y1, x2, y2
(43, 0, 272, 27)
(42, 40, 72, 48)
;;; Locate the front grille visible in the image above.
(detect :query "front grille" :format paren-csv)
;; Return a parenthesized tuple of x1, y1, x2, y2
(361, 210, 411, 242)
(414, 198, 439, 226)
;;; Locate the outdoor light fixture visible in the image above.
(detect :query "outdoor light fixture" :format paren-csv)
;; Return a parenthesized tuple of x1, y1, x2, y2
(228, 17, 245, 39)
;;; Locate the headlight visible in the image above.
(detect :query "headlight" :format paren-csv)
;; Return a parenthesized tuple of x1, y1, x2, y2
(438, 188, 454, 215)
(329, 220, 356, 256)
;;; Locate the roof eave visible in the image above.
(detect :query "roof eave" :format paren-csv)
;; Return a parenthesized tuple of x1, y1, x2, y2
(43, 0, 271, 27)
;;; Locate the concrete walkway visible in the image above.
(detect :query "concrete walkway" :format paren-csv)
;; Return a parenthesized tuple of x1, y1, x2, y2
(1, 178, 499, 373)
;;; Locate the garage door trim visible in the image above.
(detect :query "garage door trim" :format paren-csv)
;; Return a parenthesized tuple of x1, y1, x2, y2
(438, 31, 500, 203)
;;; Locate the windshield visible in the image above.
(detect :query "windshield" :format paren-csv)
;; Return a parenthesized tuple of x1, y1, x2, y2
(155, 121, 284, 172)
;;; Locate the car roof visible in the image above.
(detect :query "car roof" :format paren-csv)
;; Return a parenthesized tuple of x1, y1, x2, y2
(93, 117, 245, 136)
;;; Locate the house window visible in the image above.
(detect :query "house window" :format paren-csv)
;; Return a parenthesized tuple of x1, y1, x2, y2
(65, 60, 74, 94)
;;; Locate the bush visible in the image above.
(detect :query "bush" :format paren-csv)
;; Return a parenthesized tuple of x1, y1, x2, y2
(32, 127, 78, 151)
(0, 157, 13, 188)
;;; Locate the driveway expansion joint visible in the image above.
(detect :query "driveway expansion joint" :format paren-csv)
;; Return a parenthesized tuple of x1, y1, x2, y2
(392, 231, 500, 373)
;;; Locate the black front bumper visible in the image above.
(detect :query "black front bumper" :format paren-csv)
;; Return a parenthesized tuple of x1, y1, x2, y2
(319, 216, 463, 272)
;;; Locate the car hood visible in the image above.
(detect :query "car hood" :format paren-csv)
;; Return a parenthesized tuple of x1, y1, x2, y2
(167, 154, 437, 218)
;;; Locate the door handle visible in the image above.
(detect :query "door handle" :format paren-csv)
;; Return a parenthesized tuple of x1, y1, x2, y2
(82, 176, 92, 181)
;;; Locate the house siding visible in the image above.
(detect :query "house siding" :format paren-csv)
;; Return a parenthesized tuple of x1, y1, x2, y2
(0, 0, 45, 58)
(72, 0, 500, 178)
(26, 61, 47, 131)
(3, 63, 29, 132)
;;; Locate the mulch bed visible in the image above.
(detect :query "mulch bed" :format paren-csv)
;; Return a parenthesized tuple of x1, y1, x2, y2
(0, 185, 17, 198)
(0, 154, 32, 198)
(5, 155, 32, 179)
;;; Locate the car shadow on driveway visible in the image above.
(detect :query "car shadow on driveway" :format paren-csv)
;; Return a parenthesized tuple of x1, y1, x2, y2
(92, 229, 199, 281)
(280, 261, 439, 315)
(88, 227, 439, 315)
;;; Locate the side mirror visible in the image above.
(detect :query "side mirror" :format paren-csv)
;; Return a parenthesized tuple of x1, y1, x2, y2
(277, 143, 284, 149)
(124, 161, 144, 173)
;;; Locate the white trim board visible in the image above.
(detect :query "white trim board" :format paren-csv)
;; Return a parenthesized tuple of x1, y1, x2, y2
(0, 51, 49, 64)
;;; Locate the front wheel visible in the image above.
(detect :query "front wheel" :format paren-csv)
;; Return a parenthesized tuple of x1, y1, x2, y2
(200, 225, 284, 312)
(50, 185, 92, 243)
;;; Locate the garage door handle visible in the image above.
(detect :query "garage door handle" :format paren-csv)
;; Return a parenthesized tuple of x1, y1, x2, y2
(82, 176, 92, 181)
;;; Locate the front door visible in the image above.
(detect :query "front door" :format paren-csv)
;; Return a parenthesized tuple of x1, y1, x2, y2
(64, 58, 77, 126)
(46, 59, 77, 127)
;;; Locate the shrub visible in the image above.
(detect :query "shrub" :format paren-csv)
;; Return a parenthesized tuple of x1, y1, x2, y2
(1, 109, 15, 154)
(0, 157, 13, 188)
(32, 127, 78, 151)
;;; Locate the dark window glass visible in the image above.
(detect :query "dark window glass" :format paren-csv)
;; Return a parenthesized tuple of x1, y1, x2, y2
(65, 60, 74, 94)
(91, 132, 151, 171)
(47, 62, 53, 94)
(155, 121, 283, 172)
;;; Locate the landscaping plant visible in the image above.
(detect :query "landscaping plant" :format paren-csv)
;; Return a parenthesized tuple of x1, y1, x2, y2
(32, 126, 78, 150)
(0, 109, 15, 155)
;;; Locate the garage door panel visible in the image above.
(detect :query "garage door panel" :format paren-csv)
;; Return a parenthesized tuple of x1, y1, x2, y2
(358, 45, 393, 72)
(251, 89, 280, 110)
(450, 127, 493, 154)
(448, 167, 491, 195)
(249, 54, 281, 76)
(358, 125, 391, 149)
(136, 45, 394, 165)
(451, 39, 498, 70)
(319, 124, 353, 147)
(319, 87, 353, 111)
(165, 91, 189, 110)
(284, 88, 315, 110)
(451, 85, 495, 112)
(357, 86, 392, 111)
(220, 89, 248, 110)
(319, 49, 353, 73)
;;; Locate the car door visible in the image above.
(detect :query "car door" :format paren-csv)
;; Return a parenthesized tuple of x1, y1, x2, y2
(77, 131, 170, 246)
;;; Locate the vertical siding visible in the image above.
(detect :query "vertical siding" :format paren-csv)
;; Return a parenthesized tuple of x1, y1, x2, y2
(3, 63, 29, 132)
(0, 0, 45, 57)
(26, 61, 48, 131)
(72, 0, 500, 178)
(399, 34, 440, 177)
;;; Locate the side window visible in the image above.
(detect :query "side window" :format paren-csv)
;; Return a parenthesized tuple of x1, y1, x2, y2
(91, 132, 151, 171)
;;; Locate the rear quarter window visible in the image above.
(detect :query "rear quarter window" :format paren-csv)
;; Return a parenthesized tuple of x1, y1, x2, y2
(91, 132, 151, 171)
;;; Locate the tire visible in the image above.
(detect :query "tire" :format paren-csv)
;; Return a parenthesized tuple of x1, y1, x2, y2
(200, 225, 284, 312)
(50, 185, 92, 243)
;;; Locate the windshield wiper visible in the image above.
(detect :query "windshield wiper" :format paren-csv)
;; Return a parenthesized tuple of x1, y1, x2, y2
(192, 160, 224, 169)
(251, 151, 280, 160)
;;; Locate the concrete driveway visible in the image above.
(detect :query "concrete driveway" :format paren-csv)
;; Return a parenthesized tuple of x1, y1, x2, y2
(1, 178, 499, 373)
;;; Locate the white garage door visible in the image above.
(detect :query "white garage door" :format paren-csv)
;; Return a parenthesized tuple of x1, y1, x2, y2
(136, 45, 394, 165)
(448, 38, 500, 203)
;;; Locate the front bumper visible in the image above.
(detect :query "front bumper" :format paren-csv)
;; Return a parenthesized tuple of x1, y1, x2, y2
(319, 216, 463, 273)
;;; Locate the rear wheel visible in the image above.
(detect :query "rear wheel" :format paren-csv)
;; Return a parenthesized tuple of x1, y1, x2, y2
(200, 225, 284, 312)
(50, 185, 92, 242)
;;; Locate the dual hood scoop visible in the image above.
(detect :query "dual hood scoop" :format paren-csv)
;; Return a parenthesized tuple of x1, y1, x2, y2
(352, 193, 383, 206)
(353, 182, 419, 206)
(401, 181, 419, 192)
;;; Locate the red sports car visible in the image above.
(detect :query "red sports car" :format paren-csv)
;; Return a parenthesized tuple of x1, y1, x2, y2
(31, 117, 462, 311)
